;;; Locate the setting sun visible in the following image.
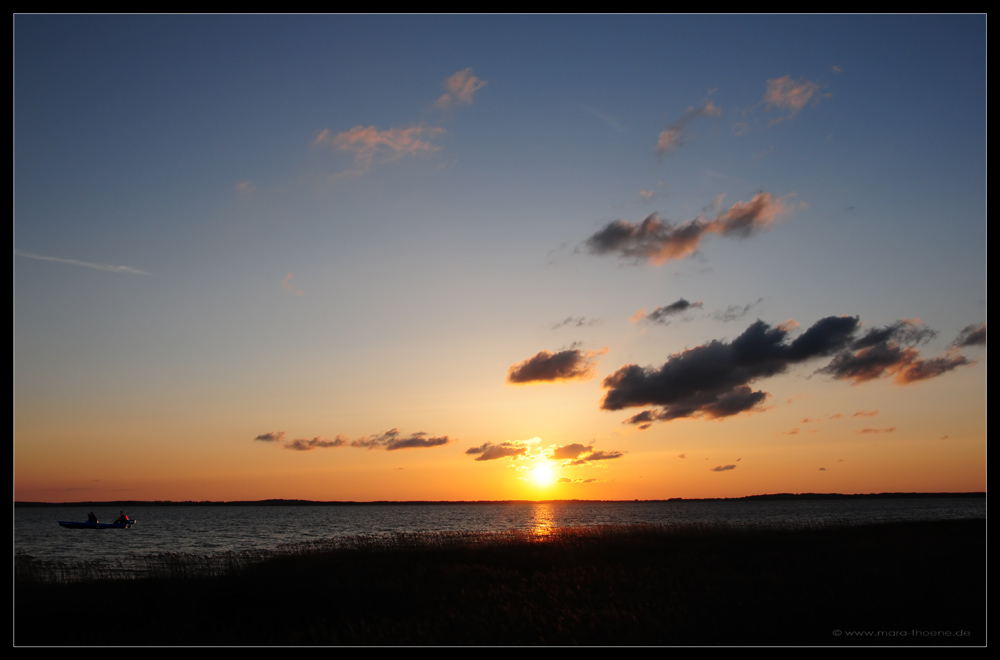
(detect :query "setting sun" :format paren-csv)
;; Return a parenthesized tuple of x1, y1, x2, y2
(531, 463, 556, 487)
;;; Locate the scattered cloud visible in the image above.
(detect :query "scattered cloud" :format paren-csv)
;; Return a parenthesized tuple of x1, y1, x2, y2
(286, 436, 347, 451)
(283, 273, 303, 296)
(507, 346, 607, 384)
(548, 442, 624, 467)
(633, 298, 703, 325)
(763, 75, 823, 120)
(711, 464, 737, 472)
(953, 323, 986, 347)
(583, 192, 795, 265)
(816, 320, 971, 385)
(713, 298, 764, 323)
(435, 68, 486, 109)
(351, 428, 451, 451)
(608, 315, 974, 426)
(256, 429, 449, 451)
(852, 410, 879, 417)
(656, 101, 722, 155)
(315, 125, 446, 176)
(16, 250, 149, 275)
(856, 427, 896, 435)
(234, 180, 256, 194)
(465, 438, 539, 462)
(551, 316, 601, 330)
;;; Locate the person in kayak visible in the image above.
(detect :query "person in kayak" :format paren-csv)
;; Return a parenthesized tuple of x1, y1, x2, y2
(87, 511, 98, 523)
(114, 511, 129, 524)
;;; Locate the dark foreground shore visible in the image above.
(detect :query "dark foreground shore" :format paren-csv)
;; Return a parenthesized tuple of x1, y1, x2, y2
(16, 519, 985, 646)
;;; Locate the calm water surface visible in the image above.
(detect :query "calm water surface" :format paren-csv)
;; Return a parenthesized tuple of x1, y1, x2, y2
(15, 498, 984, 566)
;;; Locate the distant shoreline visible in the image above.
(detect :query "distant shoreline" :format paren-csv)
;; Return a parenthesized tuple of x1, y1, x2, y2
(15, 491, 986, 507)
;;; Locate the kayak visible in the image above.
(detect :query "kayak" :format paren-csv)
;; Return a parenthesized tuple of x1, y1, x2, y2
(58, 520, 136, 529)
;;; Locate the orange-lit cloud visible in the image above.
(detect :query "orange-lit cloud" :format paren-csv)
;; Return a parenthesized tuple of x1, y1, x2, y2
(763, 75, 823, 121)
(465, 438, 541, 462)
(656, 100, 722, 155)
(254, 431, 285, 443)
(584, 192, 795, 265)
(506, 346, 607, 384)
(435, 68, 486, 108)
(315, 125, 445, 175)
(283, 273, 303, 296)
(234, 180, 256, 194)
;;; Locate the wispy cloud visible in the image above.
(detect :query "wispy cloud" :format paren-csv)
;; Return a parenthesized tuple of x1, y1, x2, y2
(763, 75, 824, 122)
(953, 323, 986, 348)
(507, 346, 607, 384)
(435, 68, 486, 109)
(255, 429, 450, 451)
(713, 298, 764, 323)
(16, 250, 149, 275)
(632, 298, 703, 325)
(315, 125, 446, 176)
(583, 192, 796, 265)
(282, 273, 303, 296)
(656, 101, 722, 155)
(552, 316, 601, 330)
(711, 464, 737, 472)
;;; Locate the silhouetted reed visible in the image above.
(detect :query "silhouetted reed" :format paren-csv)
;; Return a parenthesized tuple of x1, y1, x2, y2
(16, 520, 985, 646)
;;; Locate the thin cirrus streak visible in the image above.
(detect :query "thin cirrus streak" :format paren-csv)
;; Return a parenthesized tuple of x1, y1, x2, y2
(16, 250, 149, 275)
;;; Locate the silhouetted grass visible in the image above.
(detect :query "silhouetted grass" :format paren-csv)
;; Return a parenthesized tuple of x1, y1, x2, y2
(15, 520, 985, 646)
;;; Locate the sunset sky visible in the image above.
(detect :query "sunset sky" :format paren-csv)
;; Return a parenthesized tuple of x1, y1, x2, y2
(15, 15, 986, 502)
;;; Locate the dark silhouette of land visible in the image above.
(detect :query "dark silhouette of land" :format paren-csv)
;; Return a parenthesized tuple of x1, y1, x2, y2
(16, 519, 984, 646)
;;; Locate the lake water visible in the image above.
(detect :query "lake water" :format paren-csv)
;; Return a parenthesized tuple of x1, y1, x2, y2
(15, 497, 984, 571)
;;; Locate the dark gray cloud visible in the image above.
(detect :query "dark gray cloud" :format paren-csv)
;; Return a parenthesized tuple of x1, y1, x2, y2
(953, 323, 986, 347)
(507, 347, 606, 384)
(817, 320, 967, 384)
(608, 315, 974, 426)
(583, 193, 792, 265)
(636, 298, 703, 325)
(711, 464, 737, 472)
(257, 428, 449, 451)
(352, 428, 451, 451)
(286, 436, 347, 451)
